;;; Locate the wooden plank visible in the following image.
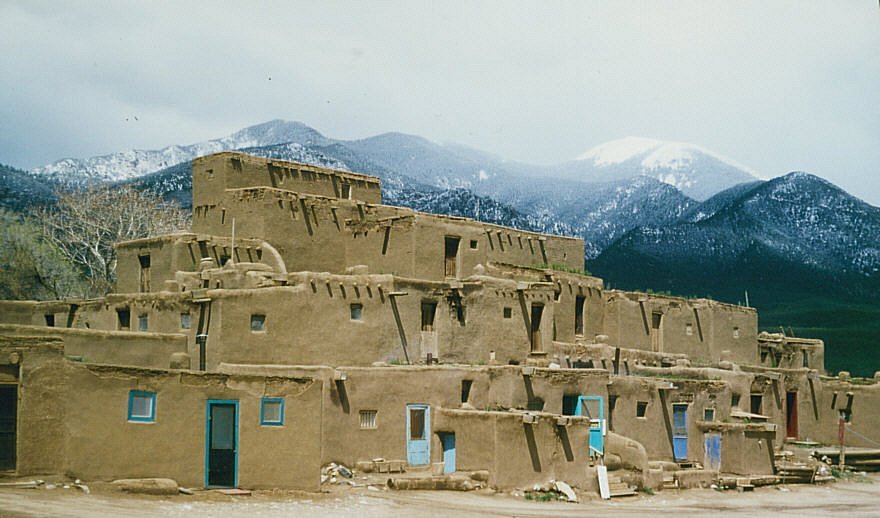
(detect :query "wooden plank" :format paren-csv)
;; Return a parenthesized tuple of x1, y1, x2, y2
(597, 465, 611, 500)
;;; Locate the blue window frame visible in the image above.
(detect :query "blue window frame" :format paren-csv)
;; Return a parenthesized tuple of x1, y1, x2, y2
(128, 391, 156, 422)
(260, 397, 285, 426)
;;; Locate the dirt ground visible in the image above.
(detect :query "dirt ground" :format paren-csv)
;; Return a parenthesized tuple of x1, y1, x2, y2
(1, 475, 878, 517)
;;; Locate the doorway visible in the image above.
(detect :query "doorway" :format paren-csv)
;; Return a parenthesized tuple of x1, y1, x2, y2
(704, 433, 721, 471)
(0, 384, 16, 470)
(651, 312, 663, 352)
(444, 237, 460, 278)
(206, 400, 238, 488)
(530, 304, 544, 352)
(574, 395, 605, 456)
(406, 404, 431, 466)
(672, 403, 688, 461)
(786, 391, 799, 439)
(439, 432, 456, 473)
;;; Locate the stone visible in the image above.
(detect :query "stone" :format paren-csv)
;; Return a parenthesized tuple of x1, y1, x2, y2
(112, 478, 179, 495)
(839, 371, 851, 381)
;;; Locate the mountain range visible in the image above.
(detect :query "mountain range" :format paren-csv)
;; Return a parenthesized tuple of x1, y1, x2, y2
(6, 119, 880, 375)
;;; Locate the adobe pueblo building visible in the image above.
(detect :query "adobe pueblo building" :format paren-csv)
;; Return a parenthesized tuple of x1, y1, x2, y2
(1, 151, 878, 495)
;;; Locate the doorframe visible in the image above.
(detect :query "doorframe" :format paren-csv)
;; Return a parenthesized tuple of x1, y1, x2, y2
(405, 403, 431, 466)
(205, 399, 239, 488)
(0, 382, 17, 472)
(672, 403, 689, 461)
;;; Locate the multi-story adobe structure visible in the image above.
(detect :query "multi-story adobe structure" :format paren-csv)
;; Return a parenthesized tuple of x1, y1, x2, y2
(0, 151, 877, 493)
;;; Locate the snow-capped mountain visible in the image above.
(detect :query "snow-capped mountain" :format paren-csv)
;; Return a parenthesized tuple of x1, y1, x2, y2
(32, 120, 331, 184)
(555, 136, 761, 201)
(591, 172, 880, 280)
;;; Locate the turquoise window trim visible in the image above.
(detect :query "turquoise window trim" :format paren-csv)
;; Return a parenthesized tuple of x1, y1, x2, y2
(260, 397, 285, 426)
(128, 390, 156, 422)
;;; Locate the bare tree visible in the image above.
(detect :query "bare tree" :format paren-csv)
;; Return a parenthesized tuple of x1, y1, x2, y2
(36, 185, 190, 296)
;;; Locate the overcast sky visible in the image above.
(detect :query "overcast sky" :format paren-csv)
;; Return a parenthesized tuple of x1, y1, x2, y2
(1, 1, 878, 204)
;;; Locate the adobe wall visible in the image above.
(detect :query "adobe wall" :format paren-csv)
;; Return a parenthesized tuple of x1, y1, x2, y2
(794, 375, 880, 448)
(115, 233, 270, 294)
(0, 337, 324, 490)
(0, 324, 187, 369)
(602, 291, 758, 365)
(191, 186, 583, 281)
(192, 151, 381, 208)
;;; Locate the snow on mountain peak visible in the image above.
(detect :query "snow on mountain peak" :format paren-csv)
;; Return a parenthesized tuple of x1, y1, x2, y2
(577, 136, 758, 177)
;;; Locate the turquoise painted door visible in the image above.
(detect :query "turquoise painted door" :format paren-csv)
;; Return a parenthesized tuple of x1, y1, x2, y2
(440, 432, 456, 473)
(574, 396, 604, 456)
(704, 433, 721, 471)
(406, 404, 430, 466)
(673, 403, 688, 461)
(206, 400, 238, 488)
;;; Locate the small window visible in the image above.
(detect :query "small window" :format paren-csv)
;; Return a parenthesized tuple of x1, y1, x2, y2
(703, 408, 715, 422)
(44, 314, 55, 327)
(180, 312, 192, 330)
(469, 240, 478, 249)
(802, 350, 810, 368)
(117, 308, 131, 330)
(219, 254, 231, 266)
(359, 410, 377, 429)
(128, 391, 156, 422)
(503, 307, 512, 319)
(341, 183, 352, 199)
(138, 314, 149, 332)
(732, 393, 741, 408)
(251, 314, 266, 332)
(636, 401, 648, 418)
(461, 380, 473, 403)
(685, 323, 693, 336)
(575, 296, 585, 335)
(350, 303, 363, 321)
(261, 398, 284, 426)
(733, 327, 740, 339)
(750, 394, 763, 414)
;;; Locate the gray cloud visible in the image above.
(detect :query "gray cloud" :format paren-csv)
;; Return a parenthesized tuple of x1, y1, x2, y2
(1, 1, 878, 204)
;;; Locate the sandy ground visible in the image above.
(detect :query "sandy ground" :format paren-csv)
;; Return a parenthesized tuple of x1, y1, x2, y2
(1, 476, 878, 517)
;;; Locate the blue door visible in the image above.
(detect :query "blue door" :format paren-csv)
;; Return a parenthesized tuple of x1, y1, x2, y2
(704, 433, 721, 471)
(672, 403, 688, 461)
(440, 432, 455, 473)
(574, 396, 604, 456)
(406, 404, 430, 466)
(206, 400, 239, 488)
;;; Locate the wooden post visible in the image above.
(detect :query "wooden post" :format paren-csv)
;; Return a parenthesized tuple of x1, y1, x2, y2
(838, 412, 846, 470)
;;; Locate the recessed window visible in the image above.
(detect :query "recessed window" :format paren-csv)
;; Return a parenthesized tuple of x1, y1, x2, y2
(117, 308, 131, 330)
(750, 394, 763, 414)
(359, 410, 377, 429)
(251, 314, 266, 332)
(180, 312, 191, 330)
(733, 327, 740, 339)
(260, 398, 284, 426)
(732, 393, 741, 408)
(128, 391, 156, 422)
(685, 323, 693, 336)
(138, 314, 149, 332)
(341, 183, 352, 199)
(44, 314, 55, 327)
(461, 380, 473, 403)
(503, 307, 512, 319)
(636, 401, 648, 418)
(469, 240, 478, 249)
(802, 350, 810, 368)
(575, 296, 585, 335)
(350, 303, 363, 321)
(703, 408, 715, 422)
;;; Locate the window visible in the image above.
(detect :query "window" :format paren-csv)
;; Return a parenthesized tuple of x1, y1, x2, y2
(685, 323, 693, 336)
(733, 327, 740, 339)
(128, 391, 156, 422)
(260, 398, 284, 426)
(636, 401, 648, 418)
(350, 303, 363, 321)
(219, 254, 231, 266)
(44, 314, 55, 327)
(341, 183, 352, 199)
(731, 393, 741, 408)
(251, 314, 266, 332)
(138, 314, 149, 332)
(421, 302, 437, 331)
(469, 240, 478, 249)
(802, 350, 810, 368)
(117, 308, 131, 330)
(180, 312, 191, 330)
(750, 394, 763, 414)
(503, 307, 512, 319)
(703, 408, 715, 422)
(359, 410, 377, 429)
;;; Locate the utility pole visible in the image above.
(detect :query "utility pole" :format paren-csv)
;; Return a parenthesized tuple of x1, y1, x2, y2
(838, 411, 847, 471)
